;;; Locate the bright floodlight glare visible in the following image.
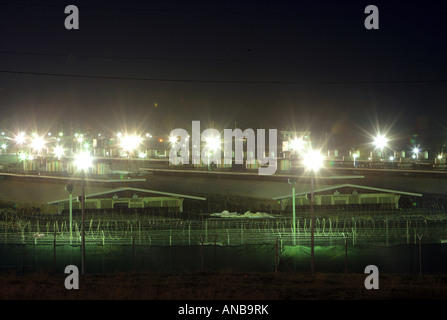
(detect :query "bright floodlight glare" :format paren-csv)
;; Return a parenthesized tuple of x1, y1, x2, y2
(15, 132, 26, 144)
(373, 134, 388, 150)
(290, 137, 305, 151)
(438, 154, 443, 160)
(19, 152, 27, 161)
(30, 136, 46, 152)
(74, 151, 93, 171)
(1, 143, 6, 150)
(54, 145, 64, 159)
(169, 136, 178, 144)
(120, 134, 142, 152)
(413, 147, 420, 154)
(205, 136, 220, 151)
(303, 149, 324, 172)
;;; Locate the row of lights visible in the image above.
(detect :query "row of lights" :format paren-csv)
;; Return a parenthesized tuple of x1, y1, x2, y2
(1, 131, 154, 160)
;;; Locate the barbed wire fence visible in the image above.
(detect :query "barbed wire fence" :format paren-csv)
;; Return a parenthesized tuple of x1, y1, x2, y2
(1, 207, 445, 247)
(1, 207, 446, 274)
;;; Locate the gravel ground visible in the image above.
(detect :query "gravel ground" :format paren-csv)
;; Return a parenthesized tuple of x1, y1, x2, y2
(1, 270, 447, 300)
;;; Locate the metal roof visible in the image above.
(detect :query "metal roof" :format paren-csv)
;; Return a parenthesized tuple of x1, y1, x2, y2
(272, 183, 423, 201)
(48, 186, 206, 204)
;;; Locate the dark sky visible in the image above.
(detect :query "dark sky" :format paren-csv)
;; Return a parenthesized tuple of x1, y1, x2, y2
(1, 0, 446, 152)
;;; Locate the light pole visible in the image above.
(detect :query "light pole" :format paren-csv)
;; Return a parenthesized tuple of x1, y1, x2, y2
(65, 184, 74, 245)
(412, 147, 420, 162)
(303, 149, 324, 275)
(120, 134, 142, 176)
(373, 134, 388, 160)
(288, 179, 297, 245)
(74, 151, 93, 275)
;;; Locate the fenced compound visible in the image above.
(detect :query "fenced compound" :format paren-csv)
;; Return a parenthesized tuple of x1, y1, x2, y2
(1, 206, 447, 274)
(1, 208, 446, 247)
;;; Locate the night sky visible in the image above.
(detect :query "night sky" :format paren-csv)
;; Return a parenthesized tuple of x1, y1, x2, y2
(1, 0, 446, 153)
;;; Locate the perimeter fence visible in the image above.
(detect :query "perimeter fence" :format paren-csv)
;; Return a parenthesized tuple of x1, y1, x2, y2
(1, 209, 446, 247)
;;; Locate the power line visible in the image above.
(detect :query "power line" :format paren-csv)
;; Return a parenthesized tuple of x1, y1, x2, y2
(2, 51, 447, 64)
(1, 1, 445, 16)
(1, 69, 447, 85)
(0, 2, 362, 16)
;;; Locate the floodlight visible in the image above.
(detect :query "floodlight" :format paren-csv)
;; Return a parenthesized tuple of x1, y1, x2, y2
(15, 132, 26, 145)
(120, 134, 142, 152)
(303, 149, 324, 172)
(74, 151, 93, 171)
(30, 135, 46, 152)
(373, 134, 388, 150)
(205, 136, 220, 151)
(290, 137, 305, 152)
(54, 145, 64, 159)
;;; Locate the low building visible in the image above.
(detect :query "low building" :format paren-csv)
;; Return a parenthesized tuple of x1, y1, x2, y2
(48, 187, 206, 213)
(273, 183, 423, 210)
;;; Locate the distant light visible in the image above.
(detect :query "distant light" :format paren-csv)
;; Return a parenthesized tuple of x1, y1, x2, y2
(138, 152, 146, 159)
(58, 132, 63, 137)
(438, 154, 443, 160)
(412, 147, 420, 154)
(30, 136, 46, 152)
(15, 132, 26, 145)
(303, 149, 324, 172)
(120, 134, 142, 152)
(389, 156, 394, 161)
(53, 145, 64, 159)
(74, 151, 93, 171)
(169, 136, 178, 144)
(205, 136, 220, 151)
(19, 152, 28, 161)
(76, 135, 84, 143)
(412, 154, 416, 159)
(373, 134, 388, 150)
(353, 153, 360, 160)
(1, 143, 6, 150)
(83, 142, 90, 150)
(159, 138, 164, 143)
(48, 132, 52, 136)
(290, 137, 305, 152)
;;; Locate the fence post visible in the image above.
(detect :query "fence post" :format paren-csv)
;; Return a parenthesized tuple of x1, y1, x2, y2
(418, 234, 423, 275)
(53, 229, 57, 271)
(406, 220, 410, 245)
(385, 218, 389, 246)
(275, 237, 278, 273)
(345, 237, 348, 273)
(241, 221, 244, 245)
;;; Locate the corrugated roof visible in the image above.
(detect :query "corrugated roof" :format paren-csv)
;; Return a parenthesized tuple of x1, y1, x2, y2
(48, 187, 206, 204)
(272, 183, 423, 200)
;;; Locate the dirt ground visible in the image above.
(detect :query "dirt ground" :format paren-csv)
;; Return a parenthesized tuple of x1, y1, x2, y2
(1, 270, 447, 300)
